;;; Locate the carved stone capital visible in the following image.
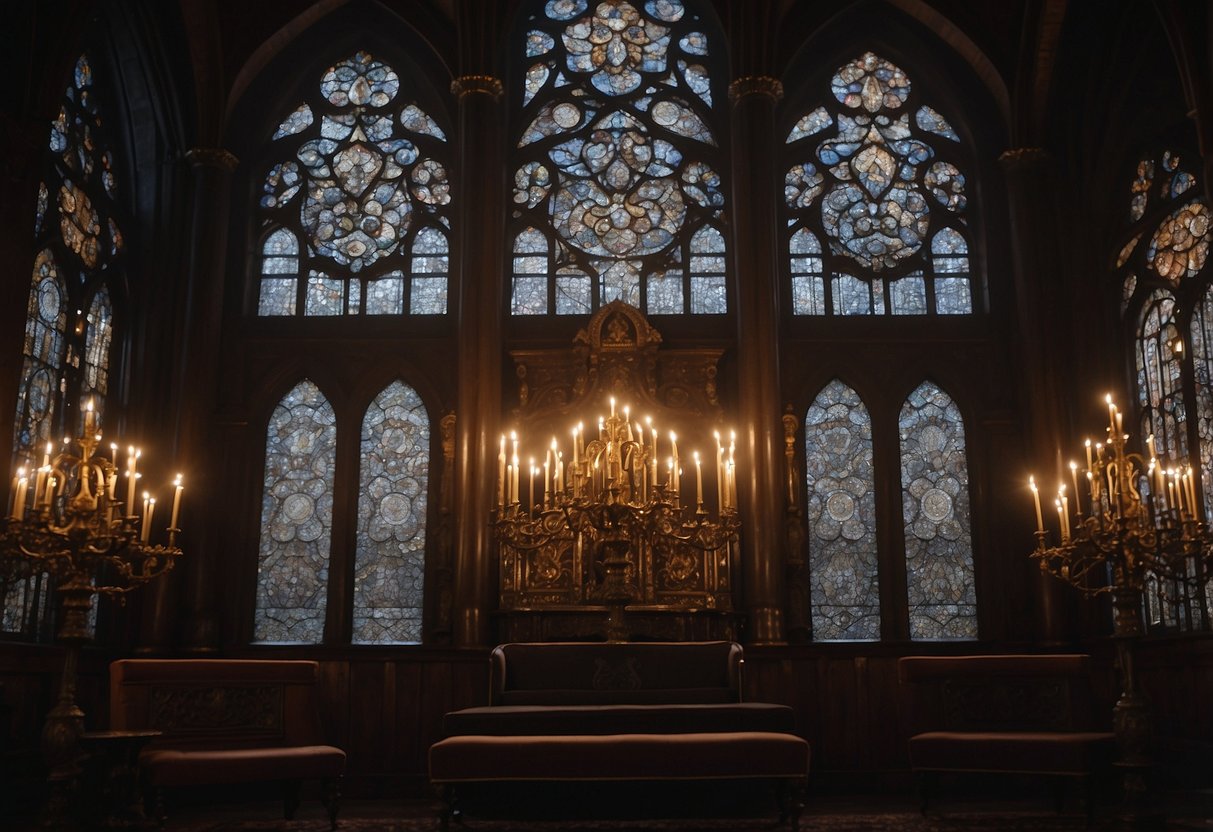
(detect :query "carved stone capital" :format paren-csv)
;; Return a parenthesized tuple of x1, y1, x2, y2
(997, 147, 1050, 171)
(729, 75, 784, 104)
(185, 147, 239, 171)
(451, 75, 504, 100)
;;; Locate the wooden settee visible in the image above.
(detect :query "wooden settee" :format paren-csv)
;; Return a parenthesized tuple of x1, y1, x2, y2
(429, 641, 810, 830)
(109, 659, 346, 828)
(899, 654, 1116, 821)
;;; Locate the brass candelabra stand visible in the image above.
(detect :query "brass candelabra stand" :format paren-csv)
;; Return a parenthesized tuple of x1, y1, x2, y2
(494, 402, 738, 642)
(2, 417, 182, 814)
(1030, 400, 1213, 819)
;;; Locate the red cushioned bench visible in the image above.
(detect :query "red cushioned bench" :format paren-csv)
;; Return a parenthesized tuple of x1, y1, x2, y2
(899, 654, 1115, 822)
(109, 659, 346, 829)
(430, 642, 809, 830)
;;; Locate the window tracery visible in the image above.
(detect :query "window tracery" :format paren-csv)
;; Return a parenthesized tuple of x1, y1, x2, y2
(784, 52, 973, 316)
(257, 51, 451, 317)
(510, 0, 727, 315)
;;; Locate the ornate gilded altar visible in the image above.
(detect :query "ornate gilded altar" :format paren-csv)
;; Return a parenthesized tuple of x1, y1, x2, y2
(495, 302, 740, 642)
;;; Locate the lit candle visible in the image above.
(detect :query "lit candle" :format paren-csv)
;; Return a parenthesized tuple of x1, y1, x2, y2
(624, 407, 632, 441)
(556, 451, 564, 494)
(1056, 499, 1066, 542)
(170, 474, 184, 530)
(498, 435, 506, 508)
(610, 397, 615, 418)
(12, 474, 28, 520)
(1185, 466, 1197, 517)
(33, 465, 47, 511)
(1085, 439, 1093, 472)
(1059, 484, 1069, 538)
(1070, 461, 1082, 515)
(572, 426, 580, 466)
(529, 461, 536, 512)
(512, 455, 520, 505)
(543, 453, 551, 504)
(1029, 476, 1043, 533)
(1106, 394, 1116, 436)
(142, 497, 155, 544)
(84, 397, 96, 436)
(1146, 434, 1156, 461)
(728, 434, 737, 508)
(694, 451, 703, 505)
(126, 446, 138, 517)
(669, 432, 679, 493)
(714, 431, 723, 512)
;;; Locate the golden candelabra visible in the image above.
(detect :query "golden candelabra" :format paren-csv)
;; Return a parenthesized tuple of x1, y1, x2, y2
(2, 403, 183, 805)
(1029, 395, 1213, 816)
(494, 399, 739, 642)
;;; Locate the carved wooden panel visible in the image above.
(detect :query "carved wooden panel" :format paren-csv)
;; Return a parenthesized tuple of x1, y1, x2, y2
(148, 685, 283, 736)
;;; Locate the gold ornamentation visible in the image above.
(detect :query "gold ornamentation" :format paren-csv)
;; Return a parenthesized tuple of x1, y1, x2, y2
(728, 75, 784, 104)
(451, 75, 504, 100)
(185, 147, 239, 171)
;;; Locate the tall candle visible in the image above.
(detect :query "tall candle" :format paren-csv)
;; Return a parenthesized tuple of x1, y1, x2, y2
(556, 452, 564, 494)
(126, 446, 138, 517)
(84, 397, 96, 436)
(512, 455, 520, 505)
(572, 426, 580, 466)
(1070, 462, 1082, 515)
(669, 432, 679, 493)
(1106, 394, 1116, 436)
(543, 455, 551, 504)
(498, 435, 506, 508)
(1056, 499, 1067, 542)
(529, 462, 536, 512)
(142, 498, 155, 544)
(610, 397, 615, 418)
(1085, 439, 1093, 472)
(12, 475, 28, 519)
(1029, 476, 1043, 533)
(694, 451, 703, 505)
(170, 474, 184, 530)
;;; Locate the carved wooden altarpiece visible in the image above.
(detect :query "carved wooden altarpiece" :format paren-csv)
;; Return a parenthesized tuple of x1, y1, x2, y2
(496, 302, 739, 642)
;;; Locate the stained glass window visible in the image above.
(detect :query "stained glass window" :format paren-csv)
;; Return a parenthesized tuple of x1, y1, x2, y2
(354, 381, 430, 644)
(254, 380, 336, 644)
(511, 0, 728, 316)
(805, 380, 879, 640)
(257, 51, 451, 317)
(785, 52, 974, 316)
(1136, 290, 1186, 457)
(8, 55, 125, 640)
(1193, 286, 1213, 525)
(899, 381, 976, 639)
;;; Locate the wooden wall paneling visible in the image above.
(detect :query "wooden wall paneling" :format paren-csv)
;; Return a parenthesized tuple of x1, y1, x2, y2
(393, 659, 426, 779)
(347, 660, 388, 777)
(866, 656, 909, 770)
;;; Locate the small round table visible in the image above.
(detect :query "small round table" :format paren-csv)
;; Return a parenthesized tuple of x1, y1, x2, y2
(80, 729, 162, 829)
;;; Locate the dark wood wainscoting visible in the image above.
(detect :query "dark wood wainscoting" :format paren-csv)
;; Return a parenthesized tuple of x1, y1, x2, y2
(1, 639, 1210, 797)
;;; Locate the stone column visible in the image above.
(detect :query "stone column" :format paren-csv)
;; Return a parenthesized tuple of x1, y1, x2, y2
(729, 75, 787, 645)
(450, 74, 504, 648)
(999, 147, 1071, 642)
(138, 147, 237, 652)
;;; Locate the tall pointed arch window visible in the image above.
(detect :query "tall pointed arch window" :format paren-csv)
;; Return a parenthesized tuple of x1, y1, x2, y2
(254, 381, 337, 644)
(784, 52, 973, 316)
(13, 55, 124, 461)
(899, 381, 976, 639)
(354, 381, 431, 644)
(510, 0, 728, 316)
(6, 55, 124, 639)
(257, 51, 451, 318)
(804, 380, 879, 640)
(1117, 149, 1213, 630)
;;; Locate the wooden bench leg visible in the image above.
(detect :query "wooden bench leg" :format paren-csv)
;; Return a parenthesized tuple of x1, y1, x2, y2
(916, 771, 936, 815)
(283, 779, 301, 820)
(776, 777, 806, 831)
(321, 776, 342, 830)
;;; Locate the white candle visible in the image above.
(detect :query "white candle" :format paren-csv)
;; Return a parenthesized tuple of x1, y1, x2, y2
(13, 476, 28, 519)
(126, 446, 138, 517)
(1070, 462, 1082, 515)
(498, 435, 506, 508)
(572, 426, 580, 466)
(512, 455, 520, 505)
(1029, 476, 1043, 532)
(1056, 499, 1066, 542)
(170, 474, 184, 530)
(669, 432, 679, 493)
(142, 498, 155, 544)
(1106, 394, 1116, 436)
(610, 397, 615, 418)
(529, 462, 536, 511)
(84, 397, 96, 436)
(556, 452, 564, 494)
(543, 455, 551, 504)
(694, 451, 703, 505)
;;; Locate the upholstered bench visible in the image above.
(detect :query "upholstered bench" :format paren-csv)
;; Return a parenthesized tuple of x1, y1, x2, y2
(432, 642, 809, 829)
(109, 659, 346, 829)
(899, 654, 1115, 822)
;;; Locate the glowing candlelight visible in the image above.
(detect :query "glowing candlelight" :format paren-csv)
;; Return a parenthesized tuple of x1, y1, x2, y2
(170, 474, 184, 531)
(694, 451, 703, 505)
(1029, 476, 1043, 533)
(1070, 461, 1082, 515)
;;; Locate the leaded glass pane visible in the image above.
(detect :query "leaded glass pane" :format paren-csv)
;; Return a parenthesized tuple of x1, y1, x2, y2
(305, 272, 344, 316)
(82, 288, 112, 409)
(12, 251, 66, 459)
(805, 380, 879, 640)
(411, 277, 447, 314)
(1130, 159, 1153, 222)
(259, 51, 450, 317)
(513, 0, 726, 315)
(899, 382, 976, 640)
(689, 276, 725, 313)
(832, 274, 871, 315)
(1191, 285, 1213, 525)
(354, 381, 429, 644)
(1136, 291, 1186, 457)
(254, 380, 336, 644)
(1146, 200, 1211, 283)
(366, 273, 405, 315)
(784, 52, 973, 316)
(555, 271, 593, 314)
(935, 278, 972, 315)
(260, 279, 297, 316)
(513, 277, 548, 314)
(647, 271, 683, 314)
(889, 273, 927, 315)
(792, 276, 825, 315)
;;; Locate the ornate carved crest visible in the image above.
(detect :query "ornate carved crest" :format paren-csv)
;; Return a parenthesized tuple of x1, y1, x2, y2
(510, 301, 723, 425)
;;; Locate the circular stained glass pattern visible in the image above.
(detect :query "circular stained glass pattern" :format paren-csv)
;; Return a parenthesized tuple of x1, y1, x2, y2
(283, 493, 315, 523)
(826, 490, 856, 522)
(921, 487, 952, 522)
(379, 492, 412, 525)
